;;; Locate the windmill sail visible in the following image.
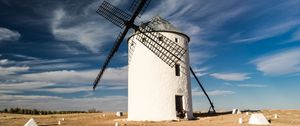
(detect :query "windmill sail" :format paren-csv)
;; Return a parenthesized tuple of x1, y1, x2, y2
(97, 1, 131, 28)
(93, 0, 150, 90)
(134, 23, 187, 67)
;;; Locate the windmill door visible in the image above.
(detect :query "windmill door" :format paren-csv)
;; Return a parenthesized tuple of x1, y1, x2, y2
(175, 95, 185, 118)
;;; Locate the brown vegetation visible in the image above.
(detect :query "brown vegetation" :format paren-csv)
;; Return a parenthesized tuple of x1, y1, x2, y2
(0, 110, 299, 126)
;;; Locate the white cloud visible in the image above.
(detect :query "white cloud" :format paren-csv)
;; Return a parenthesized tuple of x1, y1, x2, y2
(286, 29, 300, 43)
(0, 27, 21, 41)
(0, 59, 13, 65)
(252, 47, 300, 76)
(0, 81, 54, 90)
(237, 84, 267, 88)
(13, 54, 39, 60)
(232, 19, 300, 43)
(0, 66, 30, 75)
(0, 90, 21, 94)
(192, 66, 210, 77)
(38, 86, 91, 94)
(37, 85, 127, 94)
(31, 63, 85, 71)
(210, 72, 250, 81)
(193, 89, 235, 96)
(51, 7, 117, 52)
(21, 66, 128, 85)
(189, 51, 215, 65)
(0, 94, 62, 100)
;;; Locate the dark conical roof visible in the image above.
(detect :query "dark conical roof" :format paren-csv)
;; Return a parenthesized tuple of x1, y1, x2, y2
(141, 16, 181, 33)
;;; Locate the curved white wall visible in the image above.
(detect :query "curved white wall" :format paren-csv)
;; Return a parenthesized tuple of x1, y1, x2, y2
(127, 31, 193, 121)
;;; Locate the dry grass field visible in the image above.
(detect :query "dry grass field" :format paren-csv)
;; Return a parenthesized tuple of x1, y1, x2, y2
(0, 110, 299, 126)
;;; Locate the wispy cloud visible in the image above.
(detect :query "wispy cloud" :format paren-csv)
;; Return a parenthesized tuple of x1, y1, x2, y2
(0, 96, 127, 111)
(21, 66, 128, 85)
(38, 86, 91, 94)
(0, 66, 29, 75)
(38, 85, 128, 94)
(232, 20, 300, 43)
(0, 81, 54, 90)
(192, 89, 235, 96)
(192, 66, 210, 77)
(0, 27, 21, 42)
(237, 84, 267, 88)
(287, 29, 300, 43)
(210, 72, 250, 81)
(0, 59, 14, 65)
(0, 94, 62, 100)
(13, 54, 39, 60)
(190, 51, 215, 65)
(51, 6, 118, 53)
(252, 47, 300, 76)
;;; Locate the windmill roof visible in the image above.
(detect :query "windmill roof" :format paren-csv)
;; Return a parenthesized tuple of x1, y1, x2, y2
(142, 16, 181, 33)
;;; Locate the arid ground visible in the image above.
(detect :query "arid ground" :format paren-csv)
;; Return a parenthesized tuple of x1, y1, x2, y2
(0, 110, 299, 126)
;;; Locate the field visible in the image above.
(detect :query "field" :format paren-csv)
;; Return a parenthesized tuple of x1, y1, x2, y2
(0, 110, 299, 126)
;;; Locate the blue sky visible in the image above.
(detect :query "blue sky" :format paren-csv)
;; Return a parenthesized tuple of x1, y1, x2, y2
(0, 0, 300, 111)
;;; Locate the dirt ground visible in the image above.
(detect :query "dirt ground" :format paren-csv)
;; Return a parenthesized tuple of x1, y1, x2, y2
(0, 110, 299, 126)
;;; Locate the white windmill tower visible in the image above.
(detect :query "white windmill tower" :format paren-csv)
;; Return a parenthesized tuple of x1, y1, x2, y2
(127, 16, 193, 121)
(93, 0, 216, 121)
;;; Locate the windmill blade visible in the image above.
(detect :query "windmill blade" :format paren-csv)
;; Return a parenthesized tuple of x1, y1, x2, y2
(93, 0, 150, 90)
(97, 1, 132, 28)
(189, 66, 216, 113)
(133, 24, 187, 67)
(93, 30, 129, 90)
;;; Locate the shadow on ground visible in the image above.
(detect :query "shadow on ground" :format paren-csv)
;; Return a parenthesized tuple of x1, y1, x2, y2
(193, 109, 261, 118)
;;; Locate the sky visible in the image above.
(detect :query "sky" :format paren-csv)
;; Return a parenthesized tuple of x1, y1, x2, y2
(0, 0, 300, 111)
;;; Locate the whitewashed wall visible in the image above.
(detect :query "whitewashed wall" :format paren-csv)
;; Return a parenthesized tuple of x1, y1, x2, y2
(127, 31, 193, 121)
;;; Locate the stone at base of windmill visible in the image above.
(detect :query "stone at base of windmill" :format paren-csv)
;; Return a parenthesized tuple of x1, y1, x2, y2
(24, 118, 38, 126)
(248, 113, 270, 125)
(232, 109, 241, 114)
(116, 111, 123, 117)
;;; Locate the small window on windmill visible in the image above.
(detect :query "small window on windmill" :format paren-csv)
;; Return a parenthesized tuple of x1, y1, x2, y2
(158, 36, 163, 41)
(142, 37, 146, 42)
(175, 64, 180, 76)
(175, 38, 178, 42)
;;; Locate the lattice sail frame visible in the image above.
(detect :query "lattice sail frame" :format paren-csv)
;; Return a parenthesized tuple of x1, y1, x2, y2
(133, 23, 187, 67)
(97, 1, 132, 28)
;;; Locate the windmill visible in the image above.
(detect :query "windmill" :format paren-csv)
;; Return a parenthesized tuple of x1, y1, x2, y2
(93, 0, 216, 120)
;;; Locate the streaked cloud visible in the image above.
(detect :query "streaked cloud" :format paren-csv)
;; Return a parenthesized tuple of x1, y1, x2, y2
(38, 86, 91, 94)
(51, 7, 118, 53)
(13, 54, 39, 60)
(0, 59, 14, 65)
(0, 96, 127, 111)
(252, 47, 300, 76)
(21, 66, 128, 85)
(0, 66, 30, 75)
(237, 84, 267, 88)
(0, 27, 21, 42)
(288, 29, 300, 42)
(0, 81, 54, 90)
(192, 89, 235, 96)
(190, 51, 215, 65)
(232, 20, 300, 43)
(0, 94, 62, 100)
(192, 66, 210, 77)
(210, 72, 250, 81)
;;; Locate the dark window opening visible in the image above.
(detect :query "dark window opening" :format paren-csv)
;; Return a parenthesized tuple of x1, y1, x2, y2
(142, 38, 146, 42)
(175, 95, 185, 118)
(175, 38, 178, 42)
(159, 36, 163, 41)
(175, 64, 180, 76)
